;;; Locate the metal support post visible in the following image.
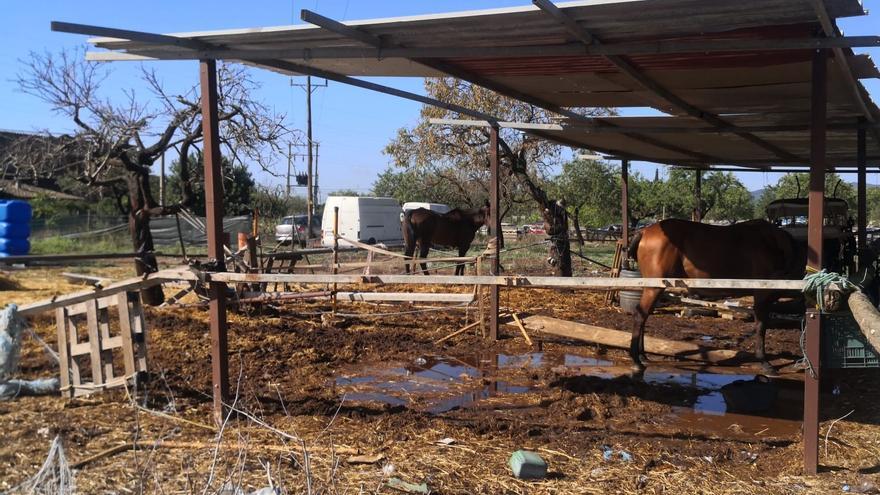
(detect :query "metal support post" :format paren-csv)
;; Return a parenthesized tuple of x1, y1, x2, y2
(857, 118, 867, 267)
(804, 47, 827, 475)
(488, 126, 501, 340)
(332, 206, 339, 314)
(621, 160, 630, 245)
(200, 59, 229, 425)
(694, 169, 703, 222)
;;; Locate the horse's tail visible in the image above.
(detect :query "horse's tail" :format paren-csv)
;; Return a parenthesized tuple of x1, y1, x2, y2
(627, 229, 643, 260)
(402, 209, 416, 253)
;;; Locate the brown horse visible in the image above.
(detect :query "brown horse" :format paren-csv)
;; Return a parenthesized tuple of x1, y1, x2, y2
(403, 205, 489, 275)
(627, 219, 805, 373)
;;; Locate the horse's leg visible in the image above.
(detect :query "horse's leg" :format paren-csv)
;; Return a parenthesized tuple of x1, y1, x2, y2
(419, 242, 431, 275)
(456, 245, 468, 276)
(404, 238, 416, 274)
(753, 292, 777, 375)
(631, 288, 663, 371)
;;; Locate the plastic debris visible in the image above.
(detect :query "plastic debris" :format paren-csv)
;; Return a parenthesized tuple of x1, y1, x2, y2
(0, 377, 60, 400)
(386, 477, 429, 494)
(0, 304, 26, 380)
(413, 357, 427, 366)
(601, 445, 632, 462)
(509, 450, 548, 479)
(844, 484, 852, 493)
(436, 437, 456, 445)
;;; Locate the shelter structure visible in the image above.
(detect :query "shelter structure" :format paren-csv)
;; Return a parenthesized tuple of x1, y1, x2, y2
(53, 0, 880, 474)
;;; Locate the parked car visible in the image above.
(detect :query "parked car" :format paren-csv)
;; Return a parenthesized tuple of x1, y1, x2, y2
(275, 214, 321, 245)
(322, 196, 404, 247)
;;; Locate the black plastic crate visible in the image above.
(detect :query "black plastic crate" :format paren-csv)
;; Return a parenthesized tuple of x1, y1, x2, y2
(821, 312, 880, 369)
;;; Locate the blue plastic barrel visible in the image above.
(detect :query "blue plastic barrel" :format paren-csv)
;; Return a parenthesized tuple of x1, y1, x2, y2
(0, 200, 32, 256)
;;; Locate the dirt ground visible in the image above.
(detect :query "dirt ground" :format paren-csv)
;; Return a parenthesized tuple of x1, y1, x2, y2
(1, 258, 879, 494)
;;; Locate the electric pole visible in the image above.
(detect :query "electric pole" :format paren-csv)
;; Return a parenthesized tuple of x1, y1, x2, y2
(291, 76, 327, 239)
(306, 76, 313, 236)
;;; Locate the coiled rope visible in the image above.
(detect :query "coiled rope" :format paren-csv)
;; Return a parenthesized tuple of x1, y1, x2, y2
(801, 269, 856, 313)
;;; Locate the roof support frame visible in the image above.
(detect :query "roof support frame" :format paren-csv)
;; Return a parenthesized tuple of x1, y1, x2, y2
(298, 9, 725, 165)
(809, 0, 880, 147)
(531, 0, 805, 164)
(83, 35, 880, 62)
(428, 118, 878, 134)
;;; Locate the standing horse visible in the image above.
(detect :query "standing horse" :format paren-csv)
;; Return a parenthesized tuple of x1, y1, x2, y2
(403, 205, 489, 275)
(627, 219, 805, 373)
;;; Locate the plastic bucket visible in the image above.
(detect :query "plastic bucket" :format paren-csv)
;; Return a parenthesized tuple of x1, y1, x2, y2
(619, 268, 642, 314)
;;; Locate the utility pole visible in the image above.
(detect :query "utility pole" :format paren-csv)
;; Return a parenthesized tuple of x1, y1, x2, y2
(286, 141, 292, 198)
(306, 76, 313, 236)
(314, 142, 320, 208)
(291, 75, 327, 238)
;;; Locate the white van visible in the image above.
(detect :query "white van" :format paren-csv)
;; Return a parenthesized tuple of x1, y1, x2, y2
(321, 196, 403, 247)
(401, 202, 451, 215)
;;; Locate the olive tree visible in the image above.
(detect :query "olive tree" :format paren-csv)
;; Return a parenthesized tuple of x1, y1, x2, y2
(6, 48, 293, 303)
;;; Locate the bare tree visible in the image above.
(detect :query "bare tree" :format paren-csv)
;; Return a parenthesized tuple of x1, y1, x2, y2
(7, 48, 293, 303)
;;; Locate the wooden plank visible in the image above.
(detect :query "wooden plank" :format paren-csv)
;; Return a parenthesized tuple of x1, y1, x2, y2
(130, 295, 148, 371)
(335, 291, 474, 303)
(515, 315, 748, 364)
(66, 295, 118, 316)
(55, 308, 71, 397)
(85, 300, 105, 386)
(116, 293, 137, 378)
(209, 272, 806, 291)
(17, 267, 196, 317)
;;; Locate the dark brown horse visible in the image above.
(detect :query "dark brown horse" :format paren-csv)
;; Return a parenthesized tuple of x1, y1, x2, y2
(627, 219, 805, 373)
(403, 205, 489, 275)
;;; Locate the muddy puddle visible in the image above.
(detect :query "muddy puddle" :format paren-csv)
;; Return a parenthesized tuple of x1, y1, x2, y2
(334, 351, 804, 439)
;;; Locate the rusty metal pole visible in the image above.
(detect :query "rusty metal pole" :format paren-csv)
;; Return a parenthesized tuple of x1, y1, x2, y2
(488, 126, 501, 340)
(804, 48, 827, 475)
(200, 59, 229, 424)
(694, 170, 703, 222)
(621, 160, 630, 245)
(332, 206, 339, 314)
(857, 118, 867, 268)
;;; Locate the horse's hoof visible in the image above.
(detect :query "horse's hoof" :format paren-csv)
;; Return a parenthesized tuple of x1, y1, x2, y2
(630, 362, 646, 373)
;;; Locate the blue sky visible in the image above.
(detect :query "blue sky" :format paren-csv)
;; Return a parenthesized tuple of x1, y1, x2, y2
(2, 0, 879, 201)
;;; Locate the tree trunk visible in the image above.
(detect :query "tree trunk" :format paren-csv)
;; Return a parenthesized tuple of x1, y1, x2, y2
(544, 201, 572, 277)
(126, 171, 165, 306)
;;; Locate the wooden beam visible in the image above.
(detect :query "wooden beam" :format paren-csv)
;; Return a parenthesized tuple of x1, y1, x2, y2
(532, 0, 804, 163)
(515, 315, 751, 364)
(208, 272, 806, 291)
(335, 291, 475, 303)
(17, 268, 196, 317)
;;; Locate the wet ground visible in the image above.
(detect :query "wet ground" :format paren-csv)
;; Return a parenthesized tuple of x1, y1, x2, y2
(1, 263, 879, 493)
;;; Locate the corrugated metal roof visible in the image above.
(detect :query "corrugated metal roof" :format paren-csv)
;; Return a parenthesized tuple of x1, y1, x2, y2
(79, 0, 880, 167)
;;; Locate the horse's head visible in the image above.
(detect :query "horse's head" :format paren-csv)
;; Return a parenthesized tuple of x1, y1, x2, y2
(477, 201, 490, 226)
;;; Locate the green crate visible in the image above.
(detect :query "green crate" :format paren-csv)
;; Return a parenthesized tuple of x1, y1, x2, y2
(821, 312, 880, 369)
